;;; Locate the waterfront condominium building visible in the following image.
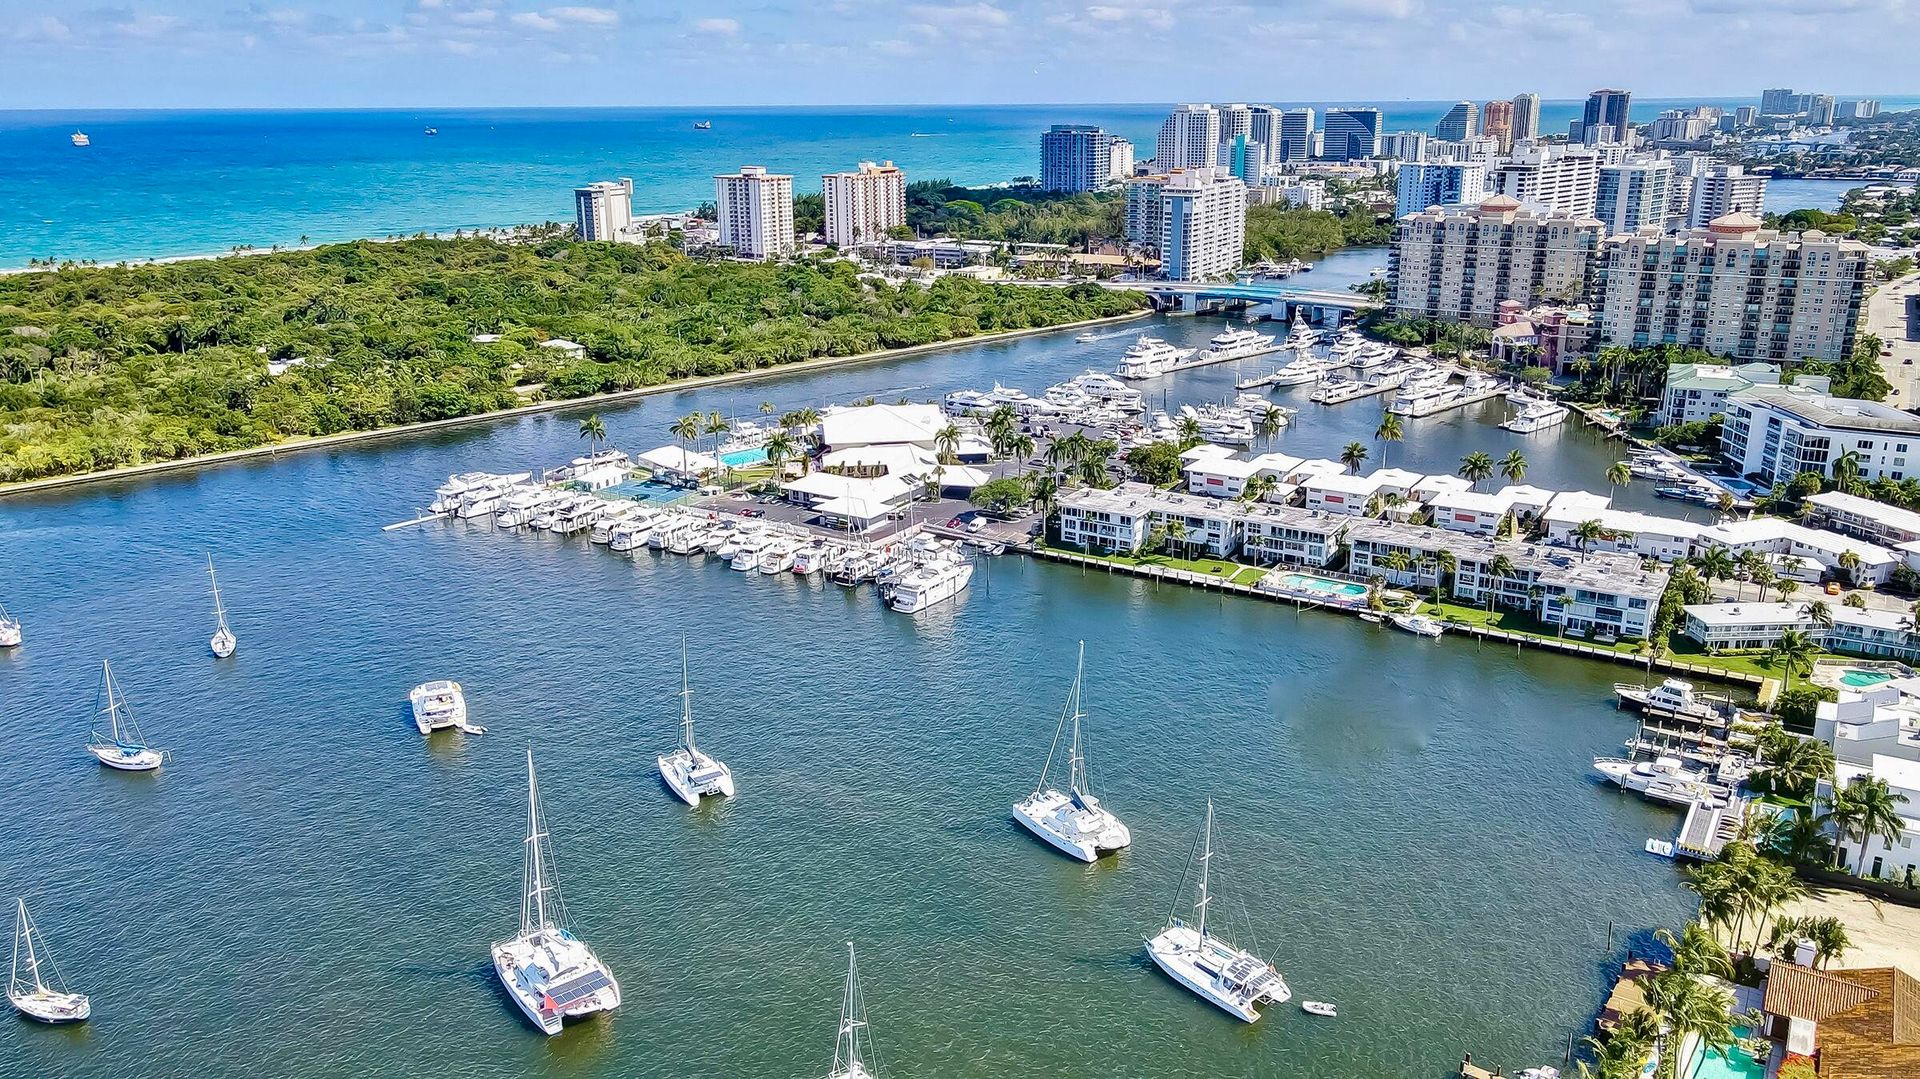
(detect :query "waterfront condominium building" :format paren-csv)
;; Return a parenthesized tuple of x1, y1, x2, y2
(1391, 195, 1604, 326)
(1582, 88, 1632, 142)
(1276, 108, 1315, 163)
(1510, 92, 1541, 142)
(1156, 104, 1221, 168)
(1040, 125, 1132, 193)
(1433, 101, 1478, 141)
(1594, 158, 1673, 233)
(574, 178, 634, 241)
(1686, 164, 1768, 228)
(1395, 161, 1487, 216)
(1158, 167, 1247, 281)
(714, 165, 795, 260)
(822, 160, 906, 249)
(1320, 107, 1383, 162)
(1720, 384, 1920, 485)
(1596, 213, 1869, 364)
(1481, 99, 1515, 150)
(1383, 131, 1429, 162)
(1486, 146, 1601, 218)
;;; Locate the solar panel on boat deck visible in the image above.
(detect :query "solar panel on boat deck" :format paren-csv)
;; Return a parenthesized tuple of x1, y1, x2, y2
(546, 970, 613, 1007)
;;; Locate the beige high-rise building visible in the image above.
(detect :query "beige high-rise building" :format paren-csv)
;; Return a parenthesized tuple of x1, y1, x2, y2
(822, 160, 906, 248)
(1390, 195, 1603, 326)
(1597, 214, 1868, 363)
(714, 165, 795, 260)
(574, 178, 633, 242)
(1510, 92, 1541, 142)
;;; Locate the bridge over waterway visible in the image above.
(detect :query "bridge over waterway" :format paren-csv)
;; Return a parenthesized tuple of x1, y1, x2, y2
(1101, 279, 1381, 324)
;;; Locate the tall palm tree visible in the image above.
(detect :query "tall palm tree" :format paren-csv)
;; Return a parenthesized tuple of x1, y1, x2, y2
(763, 430, 796, 479)
(1459, 451, 1495, 491)
(1498, 449, 1528, 484)
(671, 412, 702, 450)
(1383, 549, 1413, 585)
(1175, 415, 1204, 450)
(1656, 923, 1733, 980)
(1823, 775, 1910, 875)
(984, 405, 1019, 458)
(1694, 546, 1736, 593)
(1485, 554, 1516, 612)
(1010, 433, 1036, 464)
(578, 413, 607, 458)
(1769, 628, 1818, 692)
(1341, 441, 1369, 474)
(1255, 405, 1287, 440)
(935, 423, 961, 464)
(1572, 519, 1606, 559)
(1777, 577, 1801, 604)
(1164, 519, 1191, 559)
(1241, 473, 1279, 504)
(1804, 600, 1835, 630)
(1606, 460, 1633, 499)
(1374, 410, 1403, 469)
(1757, 736, 1834, 802)
(1837, 549, 1863, 586)
(704, 410, 730, 484)
(1832, 449, 1864, 494)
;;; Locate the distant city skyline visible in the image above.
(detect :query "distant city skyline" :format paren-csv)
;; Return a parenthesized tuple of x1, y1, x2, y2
(0, 1, 1914, 110)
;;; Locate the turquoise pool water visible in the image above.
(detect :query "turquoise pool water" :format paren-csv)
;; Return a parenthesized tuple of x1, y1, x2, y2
(1278, 573, 1369, 598)
(721, 447, 769, 467)
(1685, 1028, 1766, 1079)
(1841, 669, 1896, 687)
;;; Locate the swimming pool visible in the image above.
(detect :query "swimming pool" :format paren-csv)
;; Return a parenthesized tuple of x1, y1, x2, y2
(1841, 669, 1896, 688)
(721, 447, 769, 467)
(1276, 573, 1369, 598)
(1684, 1028, 1766, 1079)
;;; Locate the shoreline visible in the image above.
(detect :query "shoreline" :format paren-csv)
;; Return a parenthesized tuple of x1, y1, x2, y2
(0, 309, 1151, 500)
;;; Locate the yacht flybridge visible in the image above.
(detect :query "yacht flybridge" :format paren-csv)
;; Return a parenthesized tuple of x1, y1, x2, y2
(827, 943, 883, 1079)
(85, 660, 165, 772)
(9, 900, 89, 1024)
(1144, 801, 1291, 1023)
(492, 750, 621, 1035)
(656, 645, 735, 807)
(206, 554, 237, 658)
(1011, 642, 1131, 862)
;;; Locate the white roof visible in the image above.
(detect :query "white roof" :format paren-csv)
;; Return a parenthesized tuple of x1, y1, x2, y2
(1431, 488, 1516, 515)
(819, 444, 937, 476)
(1593, 508, 1707, 539)
(1496, 483, 1557, 508)
(812, 496, 892, 522)
(1698, 518, 1899, 565)
(819, 403, 949, 448)
(637, 445, 718, 473)
(1286, 458, 1346, 481)
(1542, 490, 1613, 521)
(1683, 602, 1806, 627)
(781, 471, 915, 504)
(1368, 467, 1424, 491)
(1412, 474, 1473, 497)
(936, 465, 995, 489)
(1865, 753, 1920, 797)
(1807, 490, 1920, 535)
(1186, 455, 1270, 480)
(539, 338, 585, 351)
(1180, 443, 1237, 463)
(1303, 472, 1387, 497)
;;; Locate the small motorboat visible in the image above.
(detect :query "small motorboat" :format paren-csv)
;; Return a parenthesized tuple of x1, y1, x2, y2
(693, 120, 713, 130)
(1301, 1000, 1337, 1017)
(1359, 612, 1384, 624)
(1389, 613, 1444, 638)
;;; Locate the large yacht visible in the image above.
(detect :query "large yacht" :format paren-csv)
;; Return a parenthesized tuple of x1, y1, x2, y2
(1011, 642, 1131, 862)
(757, 537, 802, 574)
(496, 488, 565, 529)
(1061, 369, 1146, 412)
(1592, 755, 1731, 807)
(410, 680, 477, 735)
(729, 532, 771, 571)
(590, 503, 648, 544)
(1144, 802, 1291, 1022)
(608, 514, 659, 552)
(1198, 326, 1280, 363)
(493, 753, 621, 1035)
(1614, 678, 1728, 724)
(1500, 396, 1570, 433)
(1267, 353, 1339, 387)
(656, 646, 736, 807)
(1114, 337, 1195, 380)
(888, 553, 974, 614)
(431, 471, 504, 514)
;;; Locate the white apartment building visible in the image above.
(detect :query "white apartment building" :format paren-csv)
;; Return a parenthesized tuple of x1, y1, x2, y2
(1183, 451, 1302, 500)
(1396, 161, 1487, 216)
(574, 178, 633, 241)
(1486, 146, 1601, 218)
(1594, 159, 1673, 232)
(1653, 361, 1819, 425)
(1159, 167, 1246, 281)
(1383, 131, 1430, 163)
(1390, 196, 1604, 326)
(714, 166, 795, 260)
(822, 160, 906, 249)
(1720, 384, 1920, 488)
(1815, 688, 1920, 881)
(1804, 491, 1920, 547)
(1687, 164, 1768, 227)
(1240, 506, 1348, 567)
(1596, 214, 1868, 363)
(1156, 104, 1221, 169)
(1124, 174, 1168, 248)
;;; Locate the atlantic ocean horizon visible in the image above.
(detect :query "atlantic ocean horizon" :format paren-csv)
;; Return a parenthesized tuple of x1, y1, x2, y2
(5, 98, 1911, 268)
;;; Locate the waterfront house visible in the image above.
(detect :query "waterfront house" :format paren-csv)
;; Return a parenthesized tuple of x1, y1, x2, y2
(1412, 474, 1474, 503)
(538, 338, 588, 358)
(1183, 452, 1302, 501)
(1543, 506, 1705, 562)
(1759, 961, 1920, 1074)
(1816, 687, 1920, 881)
(1239, 506, 1348, 568)
(1804, 491, 1920, 548)
(1696, 518, 1900, 585)
(1299, 472, 1389, 516)
(1682, 602, 1920, 660)
(1430, 488, 1521, 536)
(1057, 484, 1154, 553)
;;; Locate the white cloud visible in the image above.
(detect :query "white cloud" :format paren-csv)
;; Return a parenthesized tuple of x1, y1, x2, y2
(1331, 0, 1421, 18)
(910, 2, 1012, 27)
(548, 6, 620, 26)
(694, 16, 741, 34)
(14, 15, 72, 42)
(450, 10, 498, 25)
(510, 11, 560, 31)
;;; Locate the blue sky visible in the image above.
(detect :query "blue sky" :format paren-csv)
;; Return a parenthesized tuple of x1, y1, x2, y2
(1, 1, 1913, 109)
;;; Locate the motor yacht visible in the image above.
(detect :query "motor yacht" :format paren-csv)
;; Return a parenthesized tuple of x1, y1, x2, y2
(1114, 337, 1195, 380)
(1388, 613, 1444, 638)
(888, 556, 973, 613)
(495, 488, 563, 529)
(431, 471, 501, 514)
(1500, 397, 1570, 434)
(608, 514, 659, 552)
(1592, 755, 1730, 808)
(1198, 326, 1279, 363)
(590, 504, 646, 544)
(1062, 369, 1145, 412)
(729, 532, 770, 570)
(792, 543, 831, 576)
(1614, 678, 1728, 724)
(1268, 354, 1338, 386)
(758, 537, 801, 574)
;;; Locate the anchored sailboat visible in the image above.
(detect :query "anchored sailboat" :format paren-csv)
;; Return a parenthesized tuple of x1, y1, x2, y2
(9, 900, 90, 1024)
(0, 602, 20, 648)
(656, 643, 735, 807)
(1010, 641, 1131, 862)
(1143, 801, 1290, 1022)
(207, 555, 236, 658)
(828, 943, 881, 1079)
(85, 660, 165, 772)
(491, 750, 621, 1035)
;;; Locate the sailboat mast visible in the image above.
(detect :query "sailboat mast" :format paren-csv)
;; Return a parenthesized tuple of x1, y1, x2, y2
(1195, 800, 1214, 944)
(524, 749, 548, 935)
(680, 641, 697, 754)
(835, 942, 867, 1073)
(100, 660, 124, 745)
(1067, 641, 1087, 797)
(14, 899, 41, 992)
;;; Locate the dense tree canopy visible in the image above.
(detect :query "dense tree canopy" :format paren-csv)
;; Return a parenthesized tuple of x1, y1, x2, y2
(0, 236, 1143, 482)
(903, 181, 1124, 248)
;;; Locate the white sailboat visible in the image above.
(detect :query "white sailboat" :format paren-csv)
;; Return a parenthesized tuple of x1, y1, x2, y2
(1143, 801, 1291, 1023)
(656, 645, 735, 807)
(0, 602, 20, 648)
(85, 660, 165, 772)
(491, 750, 621, 1035)
(1011, 642, 1131, 862)
(206, 554, 237, 658)
(827, 943, 882, 1079)
(9, 900, 89, 1024)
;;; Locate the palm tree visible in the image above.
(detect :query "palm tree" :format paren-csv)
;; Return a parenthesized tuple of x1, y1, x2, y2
(1485, 554, 1516, 612)
(1498, 449, 1528, 484)
(935, 423, 961, 465)
(1833, 449, 1864, 493)
(1459, 451, 1495, 491)
(1694, 546, 1736, 593)
(1804, 600, 1835, 630)
(1572, 519, 1606, 559)
(759, 401, 776, 416)
(1837, 548, 1863, 586)
(1656, 923, 1733, 980)
(1823, 775, 1910, 875)
(1777, 577, 1801, 604)
(1383, 549, 1413, 586)
(1175, 415, 1204, 451)
(1241, 473, 1279, 504)
(577, 413, 607, 458)
(1606, 460, 1633, 499)
(704, 410, 730, 483)
(1768, 628, 1818, 692)
(984, 405, 1019, 458)
(763, 430, 796, 478)
(1009, 433, 1036, 464)
(1756, 736, 1834, 802)
(1163, 519, 1191, 560)
(671, 412, 702, 449)
(1374, 410, 1403, 469)
(1027, 471, 1061, 529)
(1341, 441, 1369, 474)
(1255, 405, 1286, 439)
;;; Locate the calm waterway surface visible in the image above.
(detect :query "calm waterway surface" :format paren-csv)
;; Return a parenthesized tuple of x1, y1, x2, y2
(1, 270, 1702, 1077)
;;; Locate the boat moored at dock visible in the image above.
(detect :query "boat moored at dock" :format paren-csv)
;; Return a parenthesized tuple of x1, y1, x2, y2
(1613, 678, 1729, 724)
(1389, 613, 1445, 638)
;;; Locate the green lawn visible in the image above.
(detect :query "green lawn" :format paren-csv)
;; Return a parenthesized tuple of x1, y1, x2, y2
(1037, 541, 1259, 581)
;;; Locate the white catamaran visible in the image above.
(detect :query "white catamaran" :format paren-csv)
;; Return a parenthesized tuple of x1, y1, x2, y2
(491, 750, 621, 1035)
(9, 899, 90, 1024)
(1143, 801, 1291, 1022)
(1010, 642, 1131, 862)
(827, 943, 882, 1079)
(206, 554, 237, 658)
(656, 645, 735, 807)
(85, 660, 165, 772)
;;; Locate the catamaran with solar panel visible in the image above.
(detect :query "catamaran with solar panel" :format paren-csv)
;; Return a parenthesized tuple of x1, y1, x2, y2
(656, 645, 735, 807)
(1011, 642, 1131, 862)
(492, 750, 621, 1035)
(1144, 801, 1291, 1022)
